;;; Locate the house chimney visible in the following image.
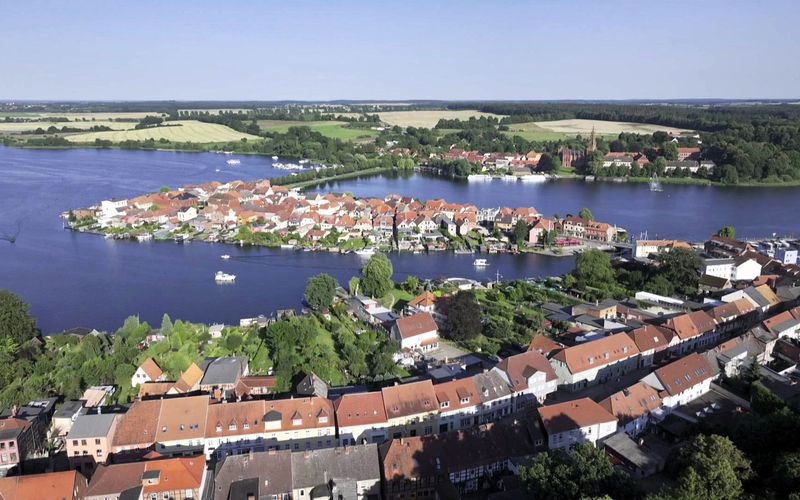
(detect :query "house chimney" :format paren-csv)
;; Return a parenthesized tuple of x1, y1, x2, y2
(11, 406, 17, 418)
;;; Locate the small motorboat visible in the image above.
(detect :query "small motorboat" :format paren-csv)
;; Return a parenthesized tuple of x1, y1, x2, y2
(226, 159, 241, 166)
(271, 156, 279, 160)
(220, 254, 230, 260)
(355, 248, 376, 257)
(473, 258, 489, 267)
(215, 271, 236, 283)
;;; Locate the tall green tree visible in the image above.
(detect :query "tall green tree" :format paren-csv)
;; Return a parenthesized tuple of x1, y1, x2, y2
(514, 220, 529, 248)
(520, 443, 637, 500)
(442, 291, 482, 341)
(716, 226, 736, 239)
(361, 253, 393, 298)
(657, 248, 701, 296)
(160, 313, 173, 337)
(304, 273, 338, 310)
(538, 153, 561, 173)
(578, 207, 594, 220)
(0, 290, 37, 345)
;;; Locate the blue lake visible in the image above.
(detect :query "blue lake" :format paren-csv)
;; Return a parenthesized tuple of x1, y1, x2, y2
(0, 147, 797, 332)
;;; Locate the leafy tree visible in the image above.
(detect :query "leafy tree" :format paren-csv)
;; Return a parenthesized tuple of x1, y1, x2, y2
(538, 153, 561, 173)
(662, 141, 679, 160)
(361, 253, 393, 298)
(0, 290, 37, 345)
(402, 276, 420, 294)
(644, 275, 675, 296)
(721, 165, 739, 184)
(224, 332, 244, 353)
(574, 250, 613, 287)
(160, 313, 173, 337)
(159, 185, 170, 193)
(750, 381, 785, 415)
(717, 226, 736, 239)
(657, 248, 701, 296)
(520, 443, 637, 500)
(514, 220, 529, 248)
(348, 276, 360, 296)
(771, 452, 800, 497)
(441, 291, 482, 341)
(578, 207, 594, 220)
(304, 273, 338, 310)
(653, 434, 751, 500)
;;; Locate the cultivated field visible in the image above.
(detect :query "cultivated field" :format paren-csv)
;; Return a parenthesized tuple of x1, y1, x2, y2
(65, 120, 261, 143)
(531, 119, 691, 135)
(1, 112, 156, 121)
(258, 120, 379, 141)
(377, 110, 504, 128)
(0, 121, 132, 133)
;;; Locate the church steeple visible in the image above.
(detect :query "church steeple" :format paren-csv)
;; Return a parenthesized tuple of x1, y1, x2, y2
(589, 126, 597, 153)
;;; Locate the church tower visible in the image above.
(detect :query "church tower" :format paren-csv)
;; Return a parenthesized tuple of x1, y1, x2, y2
(588, 126, 597, 153)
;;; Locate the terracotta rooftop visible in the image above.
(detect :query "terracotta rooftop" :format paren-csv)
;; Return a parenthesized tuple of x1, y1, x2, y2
(334, 392, 388, 427)
(495, 350, 557, 392)
(138, 358, 163, 381)
(0, 470, 85, 500)
(382, 380, 438, 419)
(408, 291, 437, 309)
(394, 313, 438, 339)
(173, 362, 204, 393)
(626, 324, 672, 353)
(206, 400, 266, 438)
(262, 397, 335, 431)
(434, 378, 479, 412)
(157, 395, 209, 442)
(599, 382, 662, 425)
(650, 353, 713, 397)
(551, 333, 639, 374)
(112, 399, 161, 448)
(528, 335, 564, 358)
(538, 398, 617, 435)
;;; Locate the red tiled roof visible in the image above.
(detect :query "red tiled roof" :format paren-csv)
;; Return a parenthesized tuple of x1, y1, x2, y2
(551, 333, 639, 374)
(496, 350, 557, 392)
(538, 398, 617, 434)
(334, 392, 388, 427)
(382, 380, 437, 419)
(599, 382, 662, 425)
(394, 313, 438, 339)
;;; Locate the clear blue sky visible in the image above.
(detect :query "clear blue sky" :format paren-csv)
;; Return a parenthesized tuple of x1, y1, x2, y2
(4, 0, 799, 100)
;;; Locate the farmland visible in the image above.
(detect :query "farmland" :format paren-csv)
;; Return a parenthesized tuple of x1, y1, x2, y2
(0, 121, 132, 133)
(64, 120, 261, 143)
(1, 111, 156, 121)
(377, 110, 504, 128)
(257, 120, 379, 141)
(528, 118, 691, 135)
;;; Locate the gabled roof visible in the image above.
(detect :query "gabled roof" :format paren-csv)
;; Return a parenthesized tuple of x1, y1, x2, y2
(647, 353, 713, 397)
(206, 400, 266, 438)
(334, 392, 388, 427)
(408, 291, 436, 309)
(472, 371, 513, 403)
(0, 470, 84, 500)
(88, 457, 203, 497)
(709, 298, 756, 322)
(626, 324, 672, 353)
(157, 395, 209, 442)
(68, 413, 117, 440)
(538, 398, 617, 434)
(291, 444, 380, 489)
(112, 399, 161, 448)
(382, 380, 437, 419)
(528, 335, 564, 358)
(599, 382, 662, 425)
(138, 358, 163, 381)
(212, 449, 293, 499)
(495, 350, 557, 392)
(551, 333, 639, 375)
(173, 362, 204, 393)
(393, 313, 438, 339)
(261, 397, 335, 431)
(434, 378, 479, 412)
(200, 356, 247, 386)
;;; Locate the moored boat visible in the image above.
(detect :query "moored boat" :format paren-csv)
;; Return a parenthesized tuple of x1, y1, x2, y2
(215, 271, 236, 283)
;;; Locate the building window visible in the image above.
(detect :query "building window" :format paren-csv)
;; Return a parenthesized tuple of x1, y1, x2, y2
(95, 439, 101, 445)
(81, 439, 87, 446)
(96, 450, 102, 457)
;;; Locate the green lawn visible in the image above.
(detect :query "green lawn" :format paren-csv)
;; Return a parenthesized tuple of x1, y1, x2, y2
(258, 120, 379, 141)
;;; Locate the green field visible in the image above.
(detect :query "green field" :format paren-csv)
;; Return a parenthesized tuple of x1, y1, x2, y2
(377, 109, 504, 128)
(0, 120, 132, 133)
(65, 120, 261, 143)
(504, 121, 619, 142)
(257, 120, 379, 141)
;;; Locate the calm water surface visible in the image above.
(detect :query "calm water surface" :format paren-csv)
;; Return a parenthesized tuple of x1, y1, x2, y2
(0, 148, 574, 332)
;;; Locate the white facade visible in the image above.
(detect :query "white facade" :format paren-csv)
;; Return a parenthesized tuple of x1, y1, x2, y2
(337, 422, 390, 447)
(733, 259, 762, 281)
(702, 259, 734, 280)
(547, 420, 618, 450)
(549, 352, 639, 391)
(395, 330, 439, 351)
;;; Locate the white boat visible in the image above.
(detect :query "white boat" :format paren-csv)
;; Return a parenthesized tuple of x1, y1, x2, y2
(454, 249, 474, 255)
(501, 175, 517, 182)
(280, 244, 296, 250)
(519, 174, 548, 183)
(355, 248, 376, 257)
(214, 168, 220, 172)
(271, 156, 279, 160)
(473, 258, 489, 267)
(467, 174, 492, 182)
(649, 174, 663, 192)
(215, 271, 236, 283)
(220, 254, 230, 260)
(226, 159, 241, 166)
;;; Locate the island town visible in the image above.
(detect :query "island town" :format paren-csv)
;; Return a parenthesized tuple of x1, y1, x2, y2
(64, 177, 628, 258)
(1, 221, 800, 498)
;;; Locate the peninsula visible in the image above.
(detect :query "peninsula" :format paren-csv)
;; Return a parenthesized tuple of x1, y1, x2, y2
(64, 179, 627, 254)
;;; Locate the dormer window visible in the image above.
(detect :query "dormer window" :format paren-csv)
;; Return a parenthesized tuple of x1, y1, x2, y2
(292, 418, 302, 426)
(440, 401, 450, 409)
(460, 397, 470, 404)
(229, 423, 237, 431)
(319, 416, 328, 424)
(216, 424, 222, 433)
(243, 423, 250, 430)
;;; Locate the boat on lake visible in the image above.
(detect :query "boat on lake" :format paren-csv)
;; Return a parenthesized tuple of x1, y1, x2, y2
(467, 174, 492, 182)
(355, 248, 376, 257)
(454, 249, 474, 255)
(649, 174, 663, 192)
(220, 254, 230, 260)
(519, 174, 549, 183)
(226, 159, 241, 166)
(473, 258, 489, 267)
(215, 271, 236, 283)
(271, 156, 279, 160)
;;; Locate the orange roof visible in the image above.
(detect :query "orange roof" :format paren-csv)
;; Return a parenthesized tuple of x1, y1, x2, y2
(173, 362, 204, 393)
(434, 378, 479, 412)
(262, 397, 335, 431)
(495, 350, 557, 392)
(112, 399, 161, 448)
(551, 333, 639, 374)
(408, 291, 437, 309)
(382, 380, 438, 419)
(394, 313, 438, 339)
(538, 398, 617, 434)
(754, 284, 781, 308)
(138, 358, 163, 381)
(0, 470, 85, 500)
(528, 335, 564, 357)
(334, 392, 388, 427)
(157, 395, 208, 442)
(142, 457, 204, 494)
(206, 400, 266, 438)
(709, 298, 756, 322)
(763, 310, 799, 333)
(651, 353, 713, 397)
(626, 325, 672, 353)
(664, 310, 716, 340)
(138, 382, 174, 398)
(599, 382, 662, 425)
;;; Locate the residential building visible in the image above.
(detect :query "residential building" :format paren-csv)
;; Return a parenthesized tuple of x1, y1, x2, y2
(211, 449, 293, 500)
(390, 313, 439, 352)
(549, 333, 640, 391)
(662, 310, 718, 354)
(702, 258, 735, 280)
(599, 382, 662, 437)
(51, 400, 84, 437)
(84, 456, 204, 500)
(199, 356, 249, 393)
(259, 397, 336, 452)
(626, 325, 672, 367)
(291, 444, 381, 500)
(66, 413, 119, 475)
(131, 358, 164, 388)
(538, 398, 618, 450)
(0, 418, 32, 476)
(640, 353, 714, 409)
(233, 375, 277, 399)
(492, 350, 558, 406)
(472, 371, 514, 424)
(334, 392, 390, 446)
(381, 381, 439, 439)
(434, 378, 480, 433)
(0, 470, 87, 500)
(634, 239, 690, 259)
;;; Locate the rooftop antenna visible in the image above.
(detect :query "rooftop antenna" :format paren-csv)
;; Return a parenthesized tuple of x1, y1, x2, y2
(495, 270, 502, 286)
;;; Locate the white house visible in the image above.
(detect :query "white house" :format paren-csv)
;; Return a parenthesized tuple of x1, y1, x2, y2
(391, 313, 439, 351)
(130, 358, 164, 388)
(492, 350, 558, 406)
(177, 206, 198, 222)
(599, 382, 662, 437)
(640, 353, 713, 410)
(100, 198, 128, 217)
(209, 324, 225, 339)
(434, 378, 480, 433)
(732, 255, 762, 281)
(549, 333, 640, 391)
(538, 398, 618, 450)
(334, 392, 390, 446)
(702, 258, 735, 280)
